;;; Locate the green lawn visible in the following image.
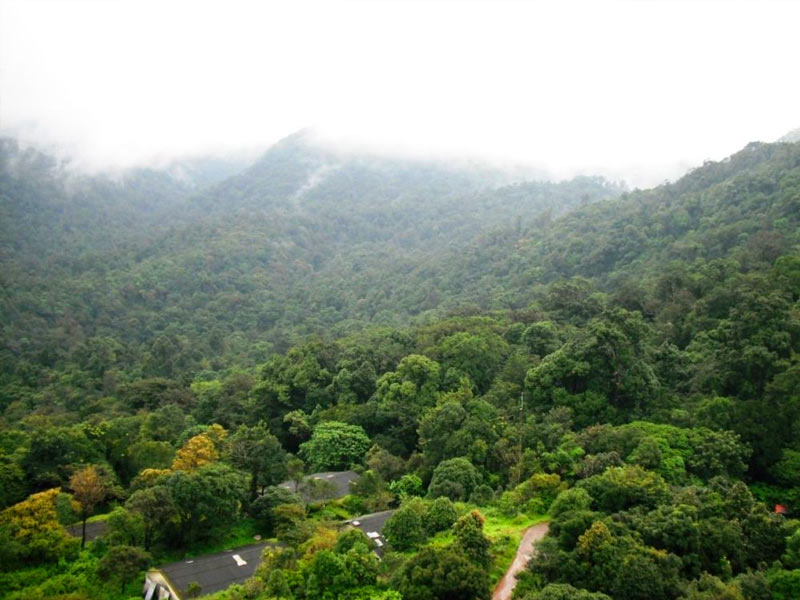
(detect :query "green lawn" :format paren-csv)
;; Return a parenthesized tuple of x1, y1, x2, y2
(477, 507, 549, 587)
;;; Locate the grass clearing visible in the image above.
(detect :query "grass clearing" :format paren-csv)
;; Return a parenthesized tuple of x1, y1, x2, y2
(391, 504, 548, 589)
(478, 508, 549, 587)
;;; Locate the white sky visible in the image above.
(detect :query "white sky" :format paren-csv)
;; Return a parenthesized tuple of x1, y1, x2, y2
(1, 0, 798, 185)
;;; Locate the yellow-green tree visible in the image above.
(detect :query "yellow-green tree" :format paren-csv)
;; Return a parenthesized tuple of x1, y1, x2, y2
(0, 488, 79, 563)
(172, 434, 219, 471)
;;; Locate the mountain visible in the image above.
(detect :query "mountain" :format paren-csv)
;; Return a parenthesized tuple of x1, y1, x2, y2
(779, 127, 800, 143)
(427, 140, 800, 311)
(0, 132, 620, 384)
(2, 133, 800, 600)
(0, 138, 251, 260)
(2, 132, 798, 408)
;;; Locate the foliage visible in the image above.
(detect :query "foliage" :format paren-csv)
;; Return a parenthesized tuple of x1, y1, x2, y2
(162, 463, 246, 546)
(172, 433, 221, 471)
(428, 457, 481, 501)
(69, 465, 108, 548)
(96, 545, 151, 593)
(384, 503, 425, 551)
(424, 496, 458, 534)
(521, 584, 612, 600)
(396, 545, 490, 600)
(300, 422, 371, 471)
(125, 485, 175, 550)
(454, 510, 491, 568)
(250, 486, 301, 535)
(2, 136, 800, 599)
(227, 422, 287, 500)
(0, 488, 79, 564)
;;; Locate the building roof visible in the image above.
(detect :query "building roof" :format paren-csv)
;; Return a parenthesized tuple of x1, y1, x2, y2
(345, 509, 395, 556)
(154, 542, 276, 598)
(279, 470, 359, 502)
(144, 507, 395, 598)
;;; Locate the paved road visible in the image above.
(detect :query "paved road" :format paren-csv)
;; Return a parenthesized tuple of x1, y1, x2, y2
(492, 522, 549, 600)
(67, 520, 108, 542)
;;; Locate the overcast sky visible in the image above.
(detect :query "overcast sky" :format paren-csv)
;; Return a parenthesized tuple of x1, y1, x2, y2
(1, 0, 798, 186)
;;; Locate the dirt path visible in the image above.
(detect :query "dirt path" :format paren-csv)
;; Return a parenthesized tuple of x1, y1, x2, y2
(492, 522, 549, 600)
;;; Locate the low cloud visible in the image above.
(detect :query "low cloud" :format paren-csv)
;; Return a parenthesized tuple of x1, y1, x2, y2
(1, 0, 798, 186)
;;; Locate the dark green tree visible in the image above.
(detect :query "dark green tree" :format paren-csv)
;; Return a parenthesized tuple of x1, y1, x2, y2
(227, 422, 288, 500)
(96, 545, 151, 593)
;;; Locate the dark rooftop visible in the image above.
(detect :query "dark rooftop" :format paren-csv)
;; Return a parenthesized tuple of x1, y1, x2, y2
(345, 510, 395, 556)
(279, 470, 358, 502)
(156, 542, 276, 597)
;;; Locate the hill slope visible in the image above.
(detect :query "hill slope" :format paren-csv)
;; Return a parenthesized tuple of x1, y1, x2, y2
(0, 133, 620, 382)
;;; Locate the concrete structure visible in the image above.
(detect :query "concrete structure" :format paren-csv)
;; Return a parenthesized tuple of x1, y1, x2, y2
(143, 542, 274, 599)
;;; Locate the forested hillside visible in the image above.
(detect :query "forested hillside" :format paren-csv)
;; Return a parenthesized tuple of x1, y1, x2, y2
(0, 132, 621, 395)
(1, 136, 799, 600)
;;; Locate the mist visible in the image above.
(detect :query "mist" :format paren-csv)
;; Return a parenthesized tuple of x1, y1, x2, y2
(1, 0, 798, 187)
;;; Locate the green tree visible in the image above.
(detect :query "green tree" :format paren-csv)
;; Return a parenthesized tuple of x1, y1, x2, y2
(525, 584, 611, 600)
(96, 544, 151, 593)
(384, 503, 425, 551)
(454, 510, 491, 568)
(366, 444, 406, 482)
(163, 463, 245, 546)
(125, 485, 175, 550)
(375, 354, 442, 452)
(21, 426, 101, 489)
(389, 473, 424, 500)
(434, 330, 509, 394)
(397, 545, 490, 600)
(578, 465, 669, 512)
(424, 496, 457, 534)
(105, 506, 145, 547)
(428, 457, 480, 501)
(250, 485, 301, 535)
(0, 459, 28, 509)
(300, 421, 371, 471)
(126, 440, 174, 476)
(227, 422, 288, 500)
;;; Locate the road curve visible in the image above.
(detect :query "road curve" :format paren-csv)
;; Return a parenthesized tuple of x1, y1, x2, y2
(492, 522, 549, 600)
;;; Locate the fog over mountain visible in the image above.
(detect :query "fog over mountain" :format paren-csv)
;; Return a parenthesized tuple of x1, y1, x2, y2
(2, 0, 799, 187)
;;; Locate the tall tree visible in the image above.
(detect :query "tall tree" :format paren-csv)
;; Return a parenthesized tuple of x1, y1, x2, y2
(453, 510, 491, 568)
(96, 545, 151, 594)
(227, 422, 288, 501)
(126, 486, 175, 551)
(69, 465, 108, 548)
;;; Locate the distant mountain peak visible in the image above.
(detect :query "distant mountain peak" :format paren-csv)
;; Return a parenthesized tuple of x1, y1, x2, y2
(778, 127, 800, 143)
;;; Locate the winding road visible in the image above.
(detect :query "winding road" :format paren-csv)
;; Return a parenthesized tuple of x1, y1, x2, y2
(492, 522, 550, 600)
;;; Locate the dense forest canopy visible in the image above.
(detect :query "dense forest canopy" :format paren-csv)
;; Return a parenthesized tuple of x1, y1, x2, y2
(0, 133, 799, 600)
